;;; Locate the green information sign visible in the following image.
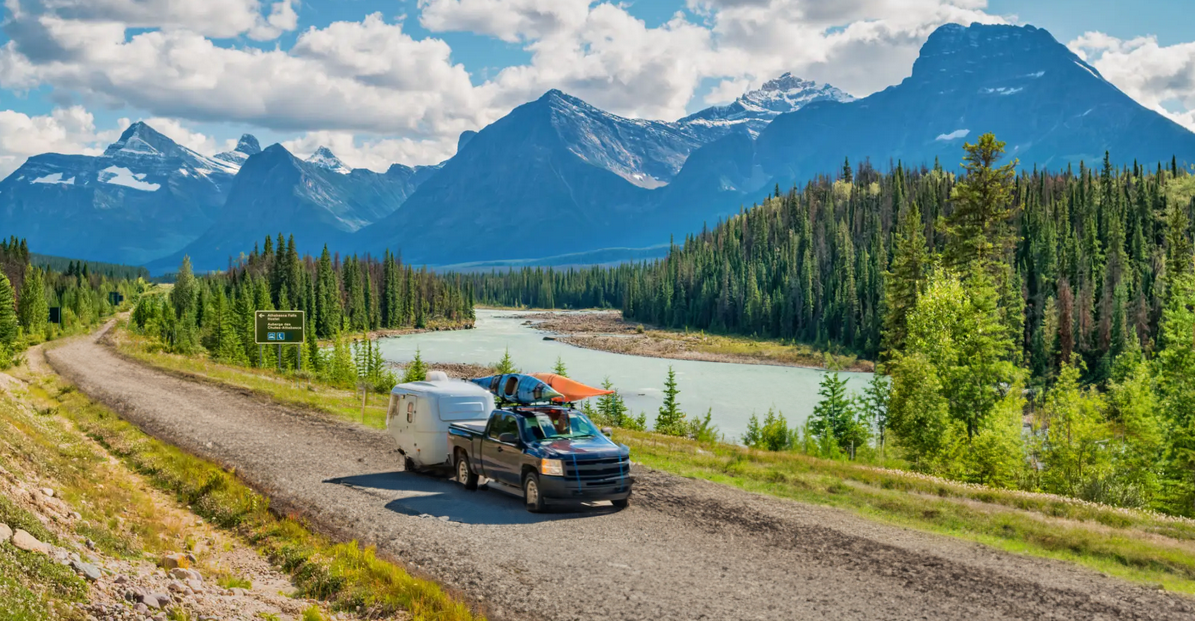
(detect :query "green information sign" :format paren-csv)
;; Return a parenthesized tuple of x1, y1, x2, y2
(254, 310, 305, 345)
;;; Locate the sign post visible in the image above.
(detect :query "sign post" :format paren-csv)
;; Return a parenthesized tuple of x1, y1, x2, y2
(48, 307, 61, 324)
(254, 311, 306, 371)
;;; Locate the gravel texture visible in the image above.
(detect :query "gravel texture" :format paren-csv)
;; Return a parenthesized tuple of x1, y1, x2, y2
(48, 325, 1195, 621)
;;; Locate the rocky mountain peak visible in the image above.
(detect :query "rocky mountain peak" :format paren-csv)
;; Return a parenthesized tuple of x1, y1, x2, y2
(306, 146, 352, 174)
(103, 122, 185, 159)
(235, 134, 262, 155)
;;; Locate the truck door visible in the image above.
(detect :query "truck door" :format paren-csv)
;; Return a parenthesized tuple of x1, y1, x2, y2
(482, 413, 520, 485)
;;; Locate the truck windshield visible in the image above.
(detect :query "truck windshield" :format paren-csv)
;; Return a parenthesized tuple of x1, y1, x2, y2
(522, 411, 601, 441)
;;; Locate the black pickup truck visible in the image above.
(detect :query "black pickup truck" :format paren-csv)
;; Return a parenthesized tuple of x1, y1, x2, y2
(448, 405, 633, 512)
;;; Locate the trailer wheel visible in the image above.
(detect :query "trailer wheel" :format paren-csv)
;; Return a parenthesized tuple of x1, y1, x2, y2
(523, 472, 546, 513)
(403, 456, 417, 473)
(456, 453, 478, 491)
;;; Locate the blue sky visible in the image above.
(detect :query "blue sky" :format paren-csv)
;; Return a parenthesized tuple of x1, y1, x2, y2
(0, 0, 1192, 176)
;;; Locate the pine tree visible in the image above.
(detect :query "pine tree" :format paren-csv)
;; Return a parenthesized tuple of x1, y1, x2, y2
(403, 348, 428, 383)
(882, 201, 928, 357)
(945, 133, 1018, 273)
(553, 356, 568, 377)
(17, 264, 47, 335)
(654, 366, 686, 435)
(0, 273, 17, 347)
(494, 348, 518, 374)
(172, 256, 196, 319)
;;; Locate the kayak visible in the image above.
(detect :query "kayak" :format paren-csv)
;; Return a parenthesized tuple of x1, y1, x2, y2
(531, 373, 614, 403)
(470, 373, 564, 404)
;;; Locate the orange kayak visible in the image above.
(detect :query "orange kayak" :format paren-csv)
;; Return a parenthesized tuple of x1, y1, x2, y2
(531, 373, 614, 402)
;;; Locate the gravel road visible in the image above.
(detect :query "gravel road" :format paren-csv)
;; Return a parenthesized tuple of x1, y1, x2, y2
(47, 325, 1195, 620)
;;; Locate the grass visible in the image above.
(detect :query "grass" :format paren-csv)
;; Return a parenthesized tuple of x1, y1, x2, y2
(12, 343, 484, 621)
(620, 429, 1195, 593)
(217, 575, 252, 590)
(108, 321, 1195, 596)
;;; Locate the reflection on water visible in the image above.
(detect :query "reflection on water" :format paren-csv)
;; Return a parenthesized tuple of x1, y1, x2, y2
(378, 310, 872, 442)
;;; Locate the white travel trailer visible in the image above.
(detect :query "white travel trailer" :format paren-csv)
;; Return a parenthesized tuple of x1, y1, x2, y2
(386, 371, 496, 470)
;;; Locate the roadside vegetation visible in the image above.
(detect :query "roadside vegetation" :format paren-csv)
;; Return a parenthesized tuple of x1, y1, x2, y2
(2, 344, 484, 620)
(0, 237, 143, 369)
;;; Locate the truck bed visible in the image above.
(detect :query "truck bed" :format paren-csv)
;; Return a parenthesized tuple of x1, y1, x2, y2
(449, 421, 487, 436)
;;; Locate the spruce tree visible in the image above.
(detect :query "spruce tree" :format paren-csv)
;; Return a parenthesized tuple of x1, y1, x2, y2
(654, 366, 686, 435)
(18, 264, 47, 335)
(553, 356, 568, 377)
(171, 256, 196, 319)
(402, 348, 428, 383)
(0, 273, 17, 347)
(882, 201, 928, 357)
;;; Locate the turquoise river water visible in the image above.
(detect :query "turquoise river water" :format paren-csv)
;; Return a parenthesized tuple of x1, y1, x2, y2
(378, 309, 872, 442)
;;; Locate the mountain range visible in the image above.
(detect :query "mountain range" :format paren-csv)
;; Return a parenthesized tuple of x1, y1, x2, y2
(3, 22, 1194, 273)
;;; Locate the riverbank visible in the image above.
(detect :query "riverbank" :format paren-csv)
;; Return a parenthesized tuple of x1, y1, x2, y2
(521, 310, 873, 372)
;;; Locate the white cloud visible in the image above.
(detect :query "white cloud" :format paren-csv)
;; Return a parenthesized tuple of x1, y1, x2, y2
(0, 105, 101, 177)
(281, 131, 460, 172)
(18, 0, 298, 40)
(1070, 32, 1195, 132)
(418, 0, 591, 42)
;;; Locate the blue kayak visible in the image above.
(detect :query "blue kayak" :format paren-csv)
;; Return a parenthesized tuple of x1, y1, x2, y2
(471, 373, 564, 404)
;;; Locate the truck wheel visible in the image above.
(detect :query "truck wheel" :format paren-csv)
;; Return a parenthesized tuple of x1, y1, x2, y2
(523, 472, 546, 513)
(612, 496, 630, 510)
(456, 454, 478, 491)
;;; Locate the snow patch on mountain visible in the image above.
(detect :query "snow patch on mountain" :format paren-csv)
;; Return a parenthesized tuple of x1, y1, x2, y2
(31, 173, 74, 185)
(99, 166, 160, 191)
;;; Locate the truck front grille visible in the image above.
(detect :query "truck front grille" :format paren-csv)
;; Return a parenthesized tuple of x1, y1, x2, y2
(563, 456, 631, 487)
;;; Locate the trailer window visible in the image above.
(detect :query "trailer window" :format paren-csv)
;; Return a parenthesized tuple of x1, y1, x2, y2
(386, 395, 399, 428)
(406, 400, 416, 423)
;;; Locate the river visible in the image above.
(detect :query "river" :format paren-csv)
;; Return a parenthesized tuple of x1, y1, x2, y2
(378, 309, 872, 442)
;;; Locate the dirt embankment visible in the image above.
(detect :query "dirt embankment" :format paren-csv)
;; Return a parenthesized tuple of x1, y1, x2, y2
(521, 310, 873, 371)
(41, 323, 1195, 621)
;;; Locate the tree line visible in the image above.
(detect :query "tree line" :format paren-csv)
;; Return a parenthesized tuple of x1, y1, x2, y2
(0, 236, 144, 367)
(130, 234, 476, 391)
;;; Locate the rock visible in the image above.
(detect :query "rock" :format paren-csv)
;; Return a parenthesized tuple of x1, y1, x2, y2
(159, 553, 189, 570)
(0, 523, 11, 544)
(169, 567, 200, 581)
(186, 578, 203, 593)
(11, 529, 49, 554)
(114, 574, 129, 585)
(133, 603, 148, 614)
(184, 552, 197, 564)
(40, 487, 54, 498)
(140, 592, 171, 609)
(167, 580, 187, 593)
(71, 560, 102, 581)
(85, 538, 95, 550)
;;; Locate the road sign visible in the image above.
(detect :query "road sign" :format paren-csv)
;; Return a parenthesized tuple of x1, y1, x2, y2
(108, 291, 124, 305)
(254, 310, 305, 345)
(49, 307, 61, 324)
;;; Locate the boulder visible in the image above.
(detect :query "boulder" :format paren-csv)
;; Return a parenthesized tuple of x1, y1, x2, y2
(11, 529, 49, 554)
(159, 553, 190, 570)
(140, 592, 171, 609)
(0, 523, 11, 544)
(71, 560, 102, 581)
(169, 567, 201, 581)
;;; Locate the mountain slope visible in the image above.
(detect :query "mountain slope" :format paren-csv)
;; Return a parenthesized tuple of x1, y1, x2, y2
(0, 122, 239, 265)
(147, 144, 432, 272)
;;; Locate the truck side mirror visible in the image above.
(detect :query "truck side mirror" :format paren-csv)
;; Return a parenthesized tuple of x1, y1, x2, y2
(498, 432, 519, 445)
(601, 427, 613, 437)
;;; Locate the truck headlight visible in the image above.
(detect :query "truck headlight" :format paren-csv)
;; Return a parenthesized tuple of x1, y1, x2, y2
(540, 458, 564, 477)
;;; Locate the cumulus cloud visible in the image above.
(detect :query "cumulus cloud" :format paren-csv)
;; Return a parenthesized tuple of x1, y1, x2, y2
(418, 0, 591, 42)
(282, 131, 460, 172)
(12, 0, 298, 41)
(1070, 32, 1195, 131)
(0, 105, 101, 177)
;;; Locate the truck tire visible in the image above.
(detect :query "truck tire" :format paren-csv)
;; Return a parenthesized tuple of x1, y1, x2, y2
(523, 472, 546, 513)
(456, 453, 478, 491)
